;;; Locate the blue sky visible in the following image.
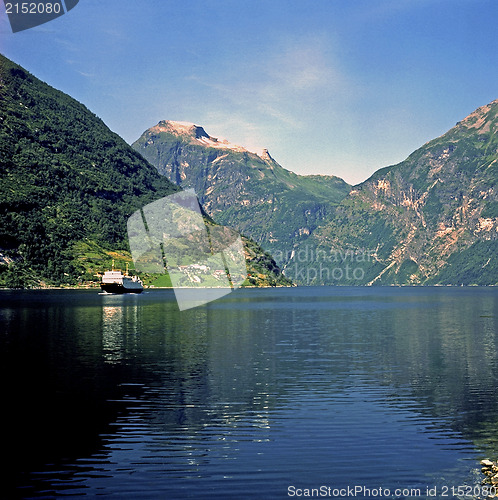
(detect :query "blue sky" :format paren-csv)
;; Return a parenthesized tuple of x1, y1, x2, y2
(1, 0, 497, 184)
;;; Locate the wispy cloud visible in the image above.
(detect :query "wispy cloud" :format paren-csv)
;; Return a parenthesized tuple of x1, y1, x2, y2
(77, 70, 96, 78)
(264, 34, 343, 92)
(189, 33, 348, 134)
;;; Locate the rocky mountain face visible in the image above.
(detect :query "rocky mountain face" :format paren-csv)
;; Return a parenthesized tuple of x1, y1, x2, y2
(132, 121, 351, 264)
(310, 99, 498, 285)
(134, 102, 497, 286)
(0, 54, 290, 288)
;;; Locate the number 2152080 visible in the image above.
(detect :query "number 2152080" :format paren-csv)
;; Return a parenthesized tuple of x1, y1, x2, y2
(5, 2, 62, 14)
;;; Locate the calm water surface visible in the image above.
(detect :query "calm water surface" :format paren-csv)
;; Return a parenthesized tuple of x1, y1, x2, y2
(1, 287, 498, 499)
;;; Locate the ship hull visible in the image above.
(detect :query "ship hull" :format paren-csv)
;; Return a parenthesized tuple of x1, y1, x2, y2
(100, 283, 143, 294)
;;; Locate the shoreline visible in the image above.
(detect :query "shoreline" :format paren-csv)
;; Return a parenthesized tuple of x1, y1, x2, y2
(0, 284, 295, 291)
(478, 460, 498, 499)
(0, 284, 495, 291)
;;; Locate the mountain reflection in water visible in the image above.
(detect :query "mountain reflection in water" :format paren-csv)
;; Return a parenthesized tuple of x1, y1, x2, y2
(1, 287, 497, 499)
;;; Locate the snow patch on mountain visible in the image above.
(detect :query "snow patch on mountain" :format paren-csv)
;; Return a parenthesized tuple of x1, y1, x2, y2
(151, 120, 268, 158)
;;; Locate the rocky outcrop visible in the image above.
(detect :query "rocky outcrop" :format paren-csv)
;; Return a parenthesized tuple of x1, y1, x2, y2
(479, 459, 498, 498)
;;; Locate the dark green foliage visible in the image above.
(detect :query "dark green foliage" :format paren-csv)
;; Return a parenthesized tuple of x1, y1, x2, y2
(242, 236, 294, 287)
(0, 54, 179, 285)
(482, 201, 498, 219)
(427, 241, 498, 285)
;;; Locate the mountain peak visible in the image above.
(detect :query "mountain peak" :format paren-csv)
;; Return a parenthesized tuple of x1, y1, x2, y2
(148, 120, 266, 155)
(260, 148, 274, 162)
(454, 98, 498, 133)
(152, 120, 210, 139)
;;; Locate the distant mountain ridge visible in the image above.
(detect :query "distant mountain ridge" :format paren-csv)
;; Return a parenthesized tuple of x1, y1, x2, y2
(133, 103, 497, 285)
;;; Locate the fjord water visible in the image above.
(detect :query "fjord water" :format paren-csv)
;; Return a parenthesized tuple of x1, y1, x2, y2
(2, 287, 498, 499)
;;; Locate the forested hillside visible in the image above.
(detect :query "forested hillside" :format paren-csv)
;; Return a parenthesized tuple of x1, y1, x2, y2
(310, 100, 498, 285)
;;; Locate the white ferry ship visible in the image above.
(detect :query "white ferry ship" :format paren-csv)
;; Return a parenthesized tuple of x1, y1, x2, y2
(100, 263, 144, 294)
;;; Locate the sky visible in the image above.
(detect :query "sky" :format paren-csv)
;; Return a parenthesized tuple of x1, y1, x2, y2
(0, 0, 497, 184)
